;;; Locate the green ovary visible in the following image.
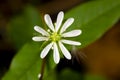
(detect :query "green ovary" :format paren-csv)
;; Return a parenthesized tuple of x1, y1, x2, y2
(50, 32, 61, 42)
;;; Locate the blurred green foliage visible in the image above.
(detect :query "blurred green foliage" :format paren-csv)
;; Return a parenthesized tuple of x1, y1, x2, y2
(57, 69, 82, 80)
(8, 5, 43, 49)
(84, 74, 107, 80)
(2, 0, 120, 80)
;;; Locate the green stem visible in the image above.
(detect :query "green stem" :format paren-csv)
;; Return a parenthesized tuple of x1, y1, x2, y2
(39, 58, 46, 80)
(39, 41, 48, 80)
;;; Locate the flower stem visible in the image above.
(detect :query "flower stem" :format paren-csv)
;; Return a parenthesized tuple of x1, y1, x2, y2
(38, 41, 48, 80)
(39, 58, 46, 80)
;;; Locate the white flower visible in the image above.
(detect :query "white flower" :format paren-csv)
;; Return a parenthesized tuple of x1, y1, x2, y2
(32, 11, 82, 64)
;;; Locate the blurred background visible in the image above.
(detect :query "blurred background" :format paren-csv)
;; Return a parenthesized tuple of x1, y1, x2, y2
(0, 0, 120, 80)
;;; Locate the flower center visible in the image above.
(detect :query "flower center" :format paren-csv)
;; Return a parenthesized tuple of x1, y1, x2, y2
(50, 32, 60, 42)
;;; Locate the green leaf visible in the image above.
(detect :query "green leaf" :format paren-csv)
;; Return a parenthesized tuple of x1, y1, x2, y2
(2, 42, 56, 80)
(2, 42, 42, 80)
(8, 5, 43, 49)
(65, 0, 120, 48)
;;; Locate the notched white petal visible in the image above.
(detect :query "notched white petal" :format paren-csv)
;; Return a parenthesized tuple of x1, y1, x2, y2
(59, 41, 71, 60)
(55, 11, 64, 32)
(53, 42, 60, 64)
(34, 26, 50, 36)
(61, 39, 81, 46)
(62, 30, 82, 37)
(32, 37, 49, 41)
(40, 42, 53, 58)
(44, 14, 55, 31)
(60, 18, 74, 34)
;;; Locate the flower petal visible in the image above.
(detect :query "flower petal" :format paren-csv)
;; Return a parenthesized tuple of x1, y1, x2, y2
(60, 18, 74, 34)
(32, 37, 49, 41)
(62, 30, 82, 37)
(55, 11, 64, 32)
(40, 42, 53, 58)
(44, 14, 55, 31)
(58, 41, 71, 60)
(53, 42, 60, 64)
(61, 39, 81, 46)
(34, 26, 50, 36)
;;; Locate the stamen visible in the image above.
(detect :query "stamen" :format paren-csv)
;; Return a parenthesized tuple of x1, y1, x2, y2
(47, 29, 50, 32)
(50, 32, 61, 42)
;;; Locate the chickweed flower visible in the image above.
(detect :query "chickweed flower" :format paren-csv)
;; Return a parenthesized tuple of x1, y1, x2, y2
(32, 11, 82, 64)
